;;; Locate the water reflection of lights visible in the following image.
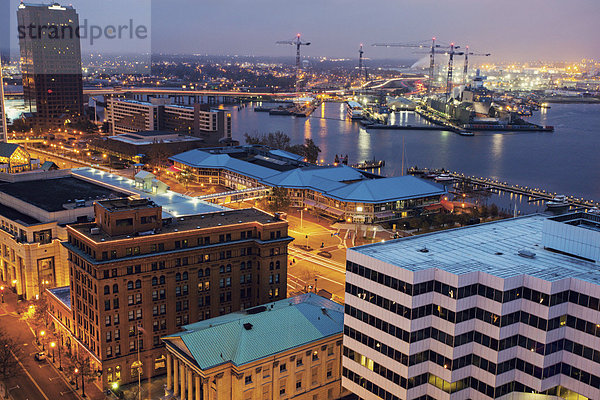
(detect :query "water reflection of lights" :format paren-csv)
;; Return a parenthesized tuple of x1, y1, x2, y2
(491, 134, 504, 160)
(304, 118, 312, 139)
(357, 128, 372, 161)
(321, 102, 325, 119)
(339, 103, 345, 120)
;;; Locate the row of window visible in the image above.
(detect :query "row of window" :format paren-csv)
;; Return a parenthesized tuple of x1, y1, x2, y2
(346, 283, 576, 331)
(345, 323, 600, 394)
(347, 260, 600, 311)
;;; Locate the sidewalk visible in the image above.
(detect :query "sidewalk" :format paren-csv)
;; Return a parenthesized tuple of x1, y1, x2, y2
(0, 281, 105, 400)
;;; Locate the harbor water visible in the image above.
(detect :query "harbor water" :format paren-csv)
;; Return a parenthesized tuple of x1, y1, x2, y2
(230, 102, 600, 212)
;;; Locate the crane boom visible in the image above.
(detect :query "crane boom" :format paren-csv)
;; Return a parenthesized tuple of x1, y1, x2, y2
(372, 38, 440, 96)
(462, 46, 491, 85)
(276, 33, 311, 93)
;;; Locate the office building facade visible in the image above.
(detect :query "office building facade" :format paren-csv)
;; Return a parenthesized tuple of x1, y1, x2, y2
(107, 98, 232, 144)
(0, 171, 128, 300)
(50, 198, 291, 387)
(17, 3, 84, 128)
(343, 213, 600, 400)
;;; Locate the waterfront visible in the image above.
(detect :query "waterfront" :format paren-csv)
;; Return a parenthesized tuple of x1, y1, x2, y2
(230, 102, 600, 204)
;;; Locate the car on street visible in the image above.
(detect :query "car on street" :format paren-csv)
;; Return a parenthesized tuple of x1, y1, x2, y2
(34, 351, 47, 361)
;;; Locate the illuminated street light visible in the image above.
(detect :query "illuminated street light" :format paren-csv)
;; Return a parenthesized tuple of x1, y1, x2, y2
(50, 342, 56, 363)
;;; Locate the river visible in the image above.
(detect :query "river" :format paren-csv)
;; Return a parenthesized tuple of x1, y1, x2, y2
(229, 102, 600, 207)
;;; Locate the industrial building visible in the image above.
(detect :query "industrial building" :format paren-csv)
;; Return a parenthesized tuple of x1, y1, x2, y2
(162, 293, 348, 400)
(47, 197, 292, 388)
(170, 146, 446, 224)
(17, 2, 84, 128)
(343, 212, 600, 400)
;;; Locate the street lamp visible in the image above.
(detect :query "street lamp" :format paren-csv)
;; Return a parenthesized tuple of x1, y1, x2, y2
(300, 207, 307, 229)
(74, 368, 79, 390)
(50, 342, 56, 363)
(57, 336, 63, 370)
(40, 330, 46, 350)
(1, 285, 4, 303)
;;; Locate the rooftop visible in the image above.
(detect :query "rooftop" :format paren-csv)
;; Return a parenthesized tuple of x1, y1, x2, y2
(0, 142, 21, 158)
(352, 214, 600, 285)
(71, 167, 226, 217)
(170, 146, 444, 204)
(47, 286, 71, 309)
(0, 176, 126, 212)
(162, 293, 343, 370)
(71, 207, 284, 242)
(110, 131, 203, 146)
(97, 197, 158, 212)
(0, 202, 41, 226)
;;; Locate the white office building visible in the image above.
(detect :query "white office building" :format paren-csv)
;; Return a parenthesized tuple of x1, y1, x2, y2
(343, 212, 600, 400)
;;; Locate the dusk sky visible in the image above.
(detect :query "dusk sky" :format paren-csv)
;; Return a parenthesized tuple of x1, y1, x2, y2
(5, 0, 600, 62)
(149, 0, 600, 62)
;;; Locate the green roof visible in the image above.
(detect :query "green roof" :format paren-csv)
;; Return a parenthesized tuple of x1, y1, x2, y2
(162, 294, 343, 370)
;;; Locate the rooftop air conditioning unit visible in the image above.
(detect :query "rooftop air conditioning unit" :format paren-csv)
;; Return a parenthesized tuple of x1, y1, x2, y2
(90, 227, 100, 235)
(518, 249, 536, 259)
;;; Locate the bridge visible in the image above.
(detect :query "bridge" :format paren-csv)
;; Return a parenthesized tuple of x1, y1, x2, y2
(195, 186, 270, 205)
(5, 87, 306, 102)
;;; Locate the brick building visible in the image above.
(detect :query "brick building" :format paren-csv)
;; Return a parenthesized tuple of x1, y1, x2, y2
(48, 197, 292, 388)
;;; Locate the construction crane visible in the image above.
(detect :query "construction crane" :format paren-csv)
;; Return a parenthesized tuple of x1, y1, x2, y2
(358, 44, 369, 81)
(462, 46, 491, 85)
(276, 33, 311, 93)
(412, 42, 464, 100)
(372, 38, 440, 96)
(444, 43, 464, 101)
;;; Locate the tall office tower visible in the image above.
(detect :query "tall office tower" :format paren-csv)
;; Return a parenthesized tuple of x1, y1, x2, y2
(343, 213, 600, 400)
(0, 59, 6, 142)
(17, 3, 84, 128)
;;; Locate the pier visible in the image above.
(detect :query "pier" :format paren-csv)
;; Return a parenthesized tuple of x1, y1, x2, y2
(408, 167, 600, 209)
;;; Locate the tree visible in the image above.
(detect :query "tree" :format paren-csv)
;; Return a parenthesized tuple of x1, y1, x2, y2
(177, 170, 193, 189)
(490, 203, 499, 217)
(7, 118, 32, 133)
(22, 297, 49, 340)
(67, 355, 98, 397)
(266, 187, 290, 213)
(0, 328, 22, 379)
(302, 138, 321, 164)
(244, 131, 291, 150)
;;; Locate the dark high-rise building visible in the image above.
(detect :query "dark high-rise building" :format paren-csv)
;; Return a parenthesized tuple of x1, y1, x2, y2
(17, 2, 84, 128)
(0, 59, 6, 142)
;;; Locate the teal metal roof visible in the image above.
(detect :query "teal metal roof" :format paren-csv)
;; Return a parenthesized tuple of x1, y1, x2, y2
(170, 148, 444, 204)
(326, 175, 446, 203)
(163, 294, 343, 370)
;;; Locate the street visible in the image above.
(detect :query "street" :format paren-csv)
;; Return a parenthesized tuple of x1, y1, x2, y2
(0, 289, 103, 400)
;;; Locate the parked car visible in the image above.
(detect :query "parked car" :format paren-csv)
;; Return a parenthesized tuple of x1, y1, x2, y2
(34, 351, 47, 361)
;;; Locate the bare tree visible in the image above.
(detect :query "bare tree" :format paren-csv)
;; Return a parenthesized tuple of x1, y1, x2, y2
(0, 328, 23, 379)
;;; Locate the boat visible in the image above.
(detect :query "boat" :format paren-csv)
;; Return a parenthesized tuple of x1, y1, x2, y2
(351, 159, 385, 170)
(546, 195, 569, 209)
(346, 101, 364, 120)
(435, 173, 455, 182)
